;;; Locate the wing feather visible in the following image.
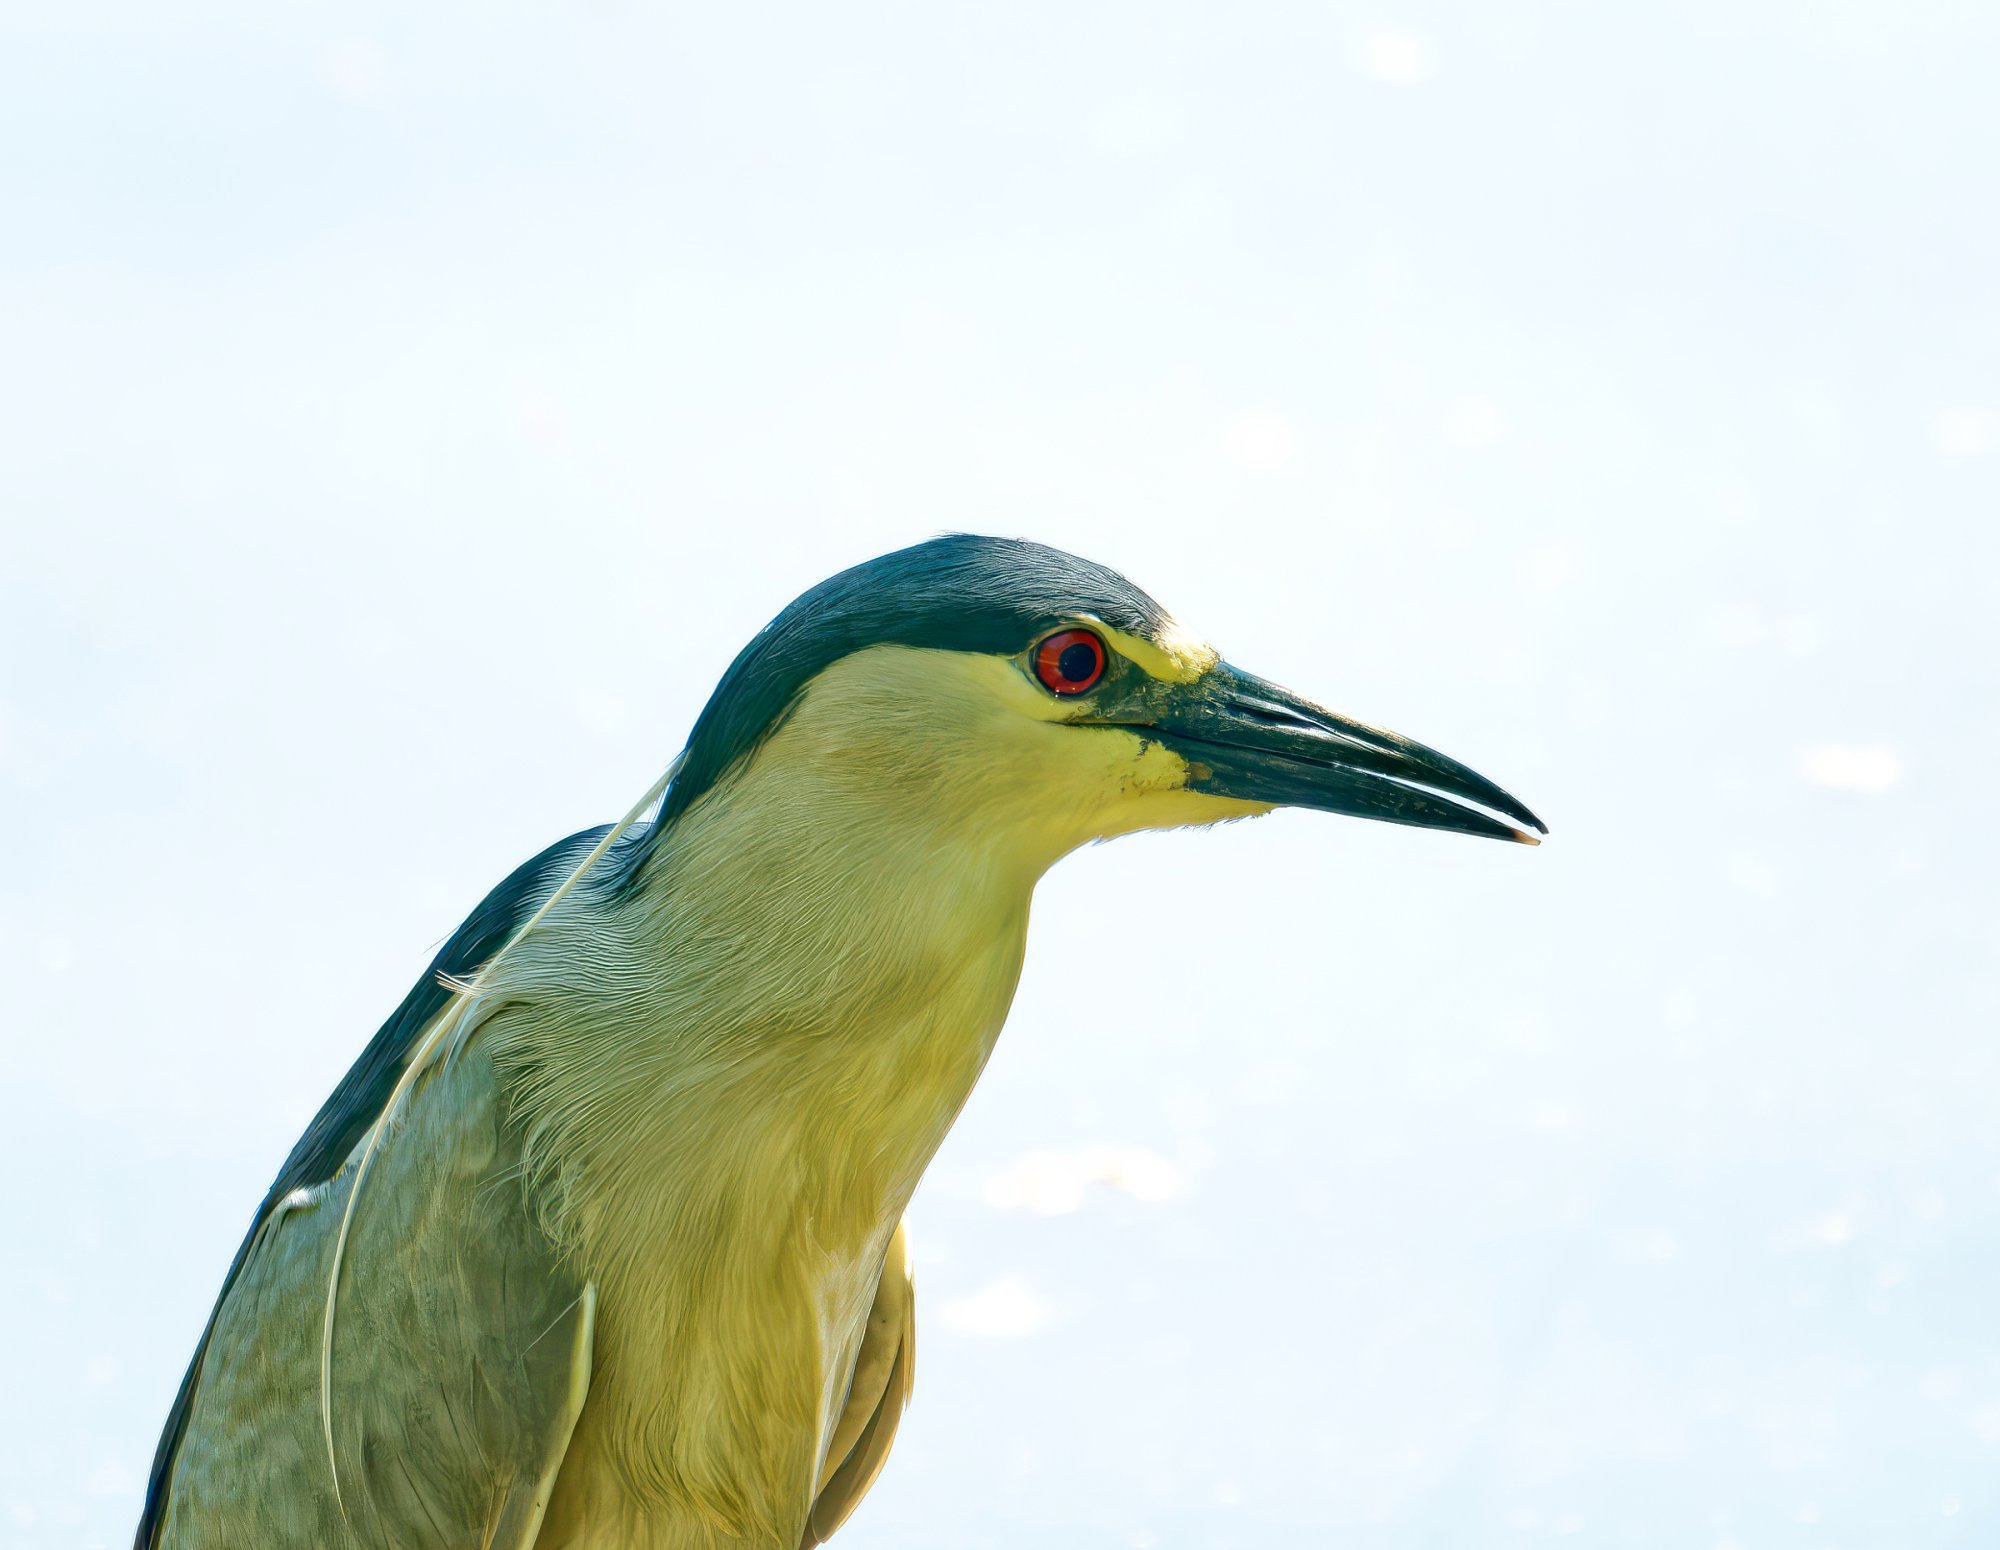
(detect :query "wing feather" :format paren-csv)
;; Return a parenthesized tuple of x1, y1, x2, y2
(138, 827, 617, 1549)
(152, 1036, 593, 1547)
(803, 1222, 916, 1547)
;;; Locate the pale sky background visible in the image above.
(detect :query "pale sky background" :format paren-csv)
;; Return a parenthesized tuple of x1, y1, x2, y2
(4, 3, 1999, 1547)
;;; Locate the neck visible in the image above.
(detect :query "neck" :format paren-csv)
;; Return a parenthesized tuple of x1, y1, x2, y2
(489, 755, 1047, 1541)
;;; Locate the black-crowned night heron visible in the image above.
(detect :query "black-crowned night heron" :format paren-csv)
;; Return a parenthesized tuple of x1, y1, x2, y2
(138, 535, 1545, 1549)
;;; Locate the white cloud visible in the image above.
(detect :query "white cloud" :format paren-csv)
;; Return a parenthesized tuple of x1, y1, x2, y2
(317, 40, 390, 101)
(1613, 1228, 1682, 1265)
(1361, 31, 1433, 85)
(939, 1277, 1050, 1338)
(1932, 405, 1998, 457)
(1518, 542, 1584, 592)
(1222, 414, 1296, 470)
(1442, 397, 1507, 447)
(1726, 855, 1779, 898)
(86, 1463, 135, 1497)
(1798, 744, 1904, 795)
(1087, 96, 1185, 157)
(1701, 606, 1822, 657)
(983, 1147, 1183, 1216)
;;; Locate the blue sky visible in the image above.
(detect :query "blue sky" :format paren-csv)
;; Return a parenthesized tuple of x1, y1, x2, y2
(3, 2, 1997, 1546)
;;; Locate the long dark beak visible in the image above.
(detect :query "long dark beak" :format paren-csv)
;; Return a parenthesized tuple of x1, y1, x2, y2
(1132, 662, 1548, 844)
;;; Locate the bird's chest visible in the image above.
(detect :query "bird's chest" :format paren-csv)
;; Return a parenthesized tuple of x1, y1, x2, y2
(539, 889, 1030, 1547)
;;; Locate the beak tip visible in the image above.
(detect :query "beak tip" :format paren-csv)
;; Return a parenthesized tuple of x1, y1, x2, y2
(1507, 810, 1549, 844)
(1511, 808, 1550, 843)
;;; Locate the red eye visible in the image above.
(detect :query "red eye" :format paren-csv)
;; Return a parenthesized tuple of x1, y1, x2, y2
(1033, 628, 1106, 695)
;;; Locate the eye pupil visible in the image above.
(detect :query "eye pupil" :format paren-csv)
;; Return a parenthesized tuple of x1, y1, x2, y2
(1033, 628, 1106, 695)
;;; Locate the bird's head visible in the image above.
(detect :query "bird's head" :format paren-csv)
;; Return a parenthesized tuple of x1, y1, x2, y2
(619, 535, 1544, 888)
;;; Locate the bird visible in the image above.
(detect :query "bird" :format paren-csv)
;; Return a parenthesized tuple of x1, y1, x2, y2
(137, 533, 1546, 1550)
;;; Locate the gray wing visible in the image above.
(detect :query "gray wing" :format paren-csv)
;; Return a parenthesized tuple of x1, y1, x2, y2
(803, 1221, 915, 1547)
(156, 1036, 593, 1549)
(141, 829, 615, 1549)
